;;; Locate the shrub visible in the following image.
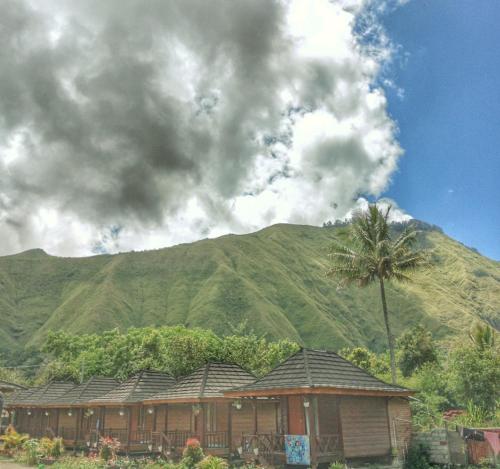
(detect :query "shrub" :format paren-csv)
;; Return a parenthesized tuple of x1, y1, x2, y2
(404, 444, 432, 469)
(23, 438, 40, 465)
(39, 436, 64, 459)
(0, 425, 29, 450)
(98, 436, 120, 461)
(181, 438, 204, 469)
(329, 462, 345, 469)
(196, 455, 228, 469)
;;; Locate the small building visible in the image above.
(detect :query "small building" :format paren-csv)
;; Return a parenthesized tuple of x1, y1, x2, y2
(143, 362, 259, 457)
(224, 348, 413, 467)
(44, 376, 119, 446)
(88, 370, 175, 451)
(6, 382, 76, 438)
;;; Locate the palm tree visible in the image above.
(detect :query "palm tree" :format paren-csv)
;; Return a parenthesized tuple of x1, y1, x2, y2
(327, 204, 427, 384)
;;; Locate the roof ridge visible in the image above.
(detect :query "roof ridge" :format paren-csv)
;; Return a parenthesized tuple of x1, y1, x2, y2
(199, 363, 210, 398)
(302, 349, 313, 387)
(129, 370, 144, 399)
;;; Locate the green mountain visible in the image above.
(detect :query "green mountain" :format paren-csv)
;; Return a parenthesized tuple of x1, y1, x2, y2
(0, 222, 498, 362)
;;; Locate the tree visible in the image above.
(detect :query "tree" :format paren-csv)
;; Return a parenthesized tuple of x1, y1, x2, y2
(327, 204, 427, 384)
(397, 324, 438, 377)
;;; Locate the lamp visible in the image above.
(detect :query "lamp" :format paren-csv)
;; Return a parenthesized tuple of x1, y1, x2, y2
(147, 407, 154, 415)
(119, 409, 125, 417)
(253, 447, 259, 456)
(192, 404, 201, 416)
(233, 399, 242, 410)
(44, 411, 50, 416)
(67, 410, 73, 417)
(303, 398, 310, 408)
(27, 410, 32, 416)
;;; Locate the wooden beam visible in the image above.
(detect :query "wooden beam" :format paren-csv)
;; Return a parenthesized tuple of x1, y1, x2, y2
(337, 397, 345, 461)
(224, 387, 414, 398)
(227, 402, 232, 452)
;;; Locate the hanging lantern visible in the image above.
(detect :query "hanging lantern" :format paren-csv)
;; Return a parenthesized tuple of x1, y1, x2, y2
(303, 398, 310, 408)
(67, 410, 73, 417)
(147, 407, 154, 415)
(192, 404, 201, 416)
(119, 409, 125, 417)
(44, 411, 50, 416)
(232, 399, 242, 410)
(27, 410, 32, 416)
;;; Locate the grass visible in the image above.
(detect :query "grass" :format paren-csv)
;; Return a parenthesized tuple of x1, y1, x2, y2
(0, 222, 498, 362)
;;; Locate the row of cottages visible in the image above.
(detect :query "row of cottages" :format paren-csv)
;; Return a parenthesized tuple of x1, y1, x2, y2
(4, 349, 413, 466)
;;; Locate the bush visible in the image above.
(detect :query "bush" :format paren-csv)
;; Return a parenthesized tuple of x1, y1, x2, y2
(99, 436, 120, 461)
(22, 439, 40, 465)
(0, 425, 29, 451)
(404, 444, 432, 469)
(328, 462, 345, 469)
(39, 436, 64, 459)
(181, 438, 204, 469)
(196, 456, 228, 469)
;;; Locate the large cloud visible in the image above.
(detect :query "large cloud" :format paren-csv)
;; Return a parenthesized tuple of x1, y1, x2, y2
(0, 0, 404, 256)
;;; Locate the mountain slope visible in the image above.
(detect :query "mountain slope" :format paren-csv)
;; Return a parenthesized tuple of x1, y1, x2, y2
(0, 223, 498, 361)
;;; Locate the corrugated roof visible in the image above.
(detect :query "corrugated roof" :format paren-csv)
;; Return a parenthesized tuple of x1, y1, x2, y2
(145, 363, 256, 402)
(7, 382, 76, 406)
(228, 348, 410, 394)
(4, 387, 40, 406)
(90, 370, 175, 405)
(46, 376, 119, 406)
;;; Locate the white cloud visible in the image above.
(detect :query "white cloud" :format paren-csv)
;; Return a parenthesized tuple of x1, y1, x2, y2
(0, 0, 407, 256)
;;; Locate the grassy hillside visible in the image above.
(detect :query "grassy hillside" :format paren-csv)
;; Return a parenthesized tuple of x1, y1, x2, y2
(0, 223, 498, 362)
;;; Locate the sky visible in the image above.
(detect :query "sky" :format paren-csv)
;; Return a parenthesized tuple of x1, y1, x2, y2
(0, 0, 498, 259)
(382, 0, 500, 260)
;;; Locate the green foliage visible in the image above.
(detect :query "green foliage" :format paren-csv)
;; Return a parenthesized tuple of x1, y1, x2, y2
(451, 401, 500, 428)
(39, 326, 299, 382)
(404, 444, 432, 469)
(339, 347, 389, 376)
(328, 462, 346, 469)
(397, 324, 438, 377)
(196, 456, 228, 469)
(0, 223, 498, 366)
(447, 344, 499, 414)
(327, 204, 429, 384)
(469, 322, 496, 350)
(39, 437, 64, 459)
(181, 438, 204, 469)
(0, 426, 29, 449)
(23, 439, 40, 466)
(98, 436, 120, 461)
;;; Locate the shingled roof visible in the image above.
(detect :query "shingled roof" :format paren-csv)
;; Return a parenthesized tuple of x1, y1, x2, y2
(90, 370, 175, 405)
(6, 382, 76, 407)
(224, 348, 412, 397)
(0, 379, 27, 393)
(46, 377, 119, 407)
(144, 363, 256, 403)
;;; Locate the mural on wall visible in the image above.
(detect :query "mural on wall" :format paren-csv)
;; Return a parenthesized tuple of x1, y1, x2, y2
(285, 434, 311, 465)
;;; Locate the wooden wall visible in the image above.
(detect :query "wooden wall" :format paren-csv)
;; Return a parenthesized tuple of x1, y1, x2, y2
(105, 408, 128, 429)
(167, 404, 192, 431)
(58, 410, 77, 430)
(387, 397, 412, 456)
(340, 396, 391, 458)
(257, 401, 278, 434)
(318, 396, 340, 435)
(231, 401, 254, 447)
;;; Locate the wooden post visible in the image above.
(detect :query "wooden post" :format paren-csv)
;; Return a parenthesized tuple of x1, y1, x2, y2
(164, 404, 168, 432)
(75, 408, 81, 449)
(101, 407, 106, 434)
(153, 406, 158, 432)
(199, 403, 206, 448)
(306, 396, 318, 469)
(252, 400, 258, 434)
(336, 397, 345, 461)
(55, 409, 60, 437)
(227, 402, 232, 453)
(127, 407, 133, 452)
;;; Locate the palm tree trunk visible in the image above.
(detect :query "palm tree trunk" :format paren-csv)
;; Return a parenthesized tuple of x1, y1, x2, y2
(379, 277, 397, 384)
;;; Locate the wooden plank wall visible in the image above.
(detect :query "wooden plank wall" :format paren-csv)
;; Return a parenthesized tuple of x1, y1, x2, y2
(388, 397, 412, 456)
(257, 401, 278, 434)
(318, 396, 340, 435)
(167, 404, 192, 431)
(231, 401, 254, 447)
(105, 408, 128, 429)
(215, 402, 229, 431)
(58, 411, 77, 430)
(340, 397, 391, 458)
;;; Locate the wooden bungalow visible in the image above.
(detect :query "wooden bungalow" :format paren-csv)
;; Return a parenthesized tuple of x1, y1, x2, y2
(5, 382, 76, 438)
(88, 370, 175, 451)
(43, 376, 119, 447)
(224, 348, 414, 467)
(143, 362, 276, 458)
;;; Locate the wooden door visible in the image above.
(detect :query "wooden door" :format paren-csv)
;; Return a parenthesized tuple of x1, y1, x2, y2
(288, 396, 306, 435)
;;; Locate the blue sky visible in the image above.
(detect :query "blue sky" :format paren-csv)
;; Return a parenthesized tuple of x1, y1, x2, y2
(381, 0, 500, 259)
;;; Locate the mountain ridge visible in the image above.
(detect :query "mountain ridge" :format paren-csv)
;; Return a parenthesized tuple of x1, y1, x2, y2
(0, 222, 498, 363)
